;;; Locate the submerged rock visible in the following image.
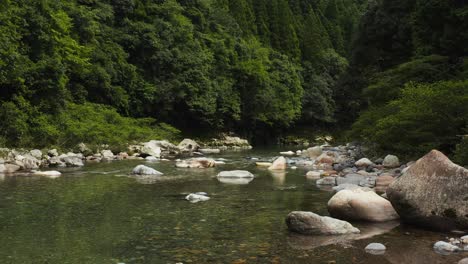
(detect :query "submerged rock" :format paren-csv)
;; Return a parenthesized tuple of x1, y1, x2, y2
(268, 156, 287, 170)
(387, 150, 468, 231)
(131, 165, 163, 175)
(286, 211, 360, 235)
(176, 158, 216, 168)
(185, 193, 210, 203)
(328, 189, 399, 222)
(32, 170, 61, 178)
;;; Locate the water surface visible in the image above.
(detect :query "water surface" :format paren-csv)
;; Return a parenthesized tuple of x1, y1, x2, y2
(0, 149, 465, 263)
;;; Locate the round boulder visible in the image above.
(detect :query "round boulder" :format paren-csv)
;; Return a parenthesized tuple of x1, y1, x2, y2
(328, 189, 399, 222)
(383, 155, 400, 168)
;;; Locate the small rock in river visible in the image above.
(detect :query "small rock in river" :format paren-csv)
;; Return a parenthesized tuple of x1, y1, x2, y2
(365, 243, 386, 255)
(185, 193, 210, 203)
(433, 241, 461, 254)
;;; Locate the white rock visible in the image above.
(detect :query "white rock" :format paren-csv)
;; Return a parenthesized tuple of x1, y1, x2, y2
(327, 189, 400, 222)
(433, 241, 460, 253)
(306, 146, 323, 158)
(131, 165, 163, 175)
(306, 171, 321, 180)
(30, 149, 42, 159)
(280, 151, 295, 156)
(32, 170, 61, 178)
(145, 156, 158, 162)
(48, 149, 59, 157)
(383, 155, 400, 168)
(101, 150, 114, 159)
(256, 162, 273, 167)
(268, 156, 287, 171)
(199, 148, 221, 154)
(365, 243, 386, 255)
(185, 193, 210, 203)
(217, 170, 254, 178)
(177, 139, 200, 152)
(355, 158, 374, 167)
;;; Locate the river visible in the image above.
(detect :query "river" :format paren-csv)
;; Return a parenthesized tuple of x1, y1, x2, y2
(0, 148, 464, 263)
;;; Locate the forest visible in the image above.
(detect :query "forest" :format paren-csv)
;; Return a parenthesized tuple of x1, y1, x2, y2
(0, 0, 467, 162)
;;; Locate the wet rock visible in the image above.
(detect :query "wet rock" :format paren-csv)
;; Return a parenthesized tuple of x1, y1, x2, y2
(178, 139, 200, 152)
(328, 189, 399, 222)
(365, 243, 386, 255)
(185, 193, 210, 203)
(268, 156, 287, 170)
(286, 211, 360, 235)
(383, 154, 400, 168)
(280, 151, 295, 156)
(355, 158, 374, 167)
(387, 150, 468, 231)
(131, 165, 163, 175)
(32, 170, 61, 178)
(199, 148, 221, 154)
(316, 177, 336, 186)
(217, 177, 253, 185)
(217, 170, 254, 178)
(306, 171, 321, 180)
(256, 162, 272, 167)
(176, 158, 216, 168)
(287, 221, 399, 250)
(145, 156, 158, 162)
(433, 241, 460, 254)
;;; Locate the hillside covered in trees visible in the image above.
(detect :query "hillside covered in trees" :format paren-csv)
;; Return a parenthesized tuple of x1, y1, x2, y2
(0, 0, 467, 162)
(0, 0, 364, 146)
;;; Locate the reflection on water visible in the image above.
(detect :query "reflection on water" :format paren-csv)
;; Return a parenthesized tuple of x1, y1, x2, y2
(0, 148, 466, 263)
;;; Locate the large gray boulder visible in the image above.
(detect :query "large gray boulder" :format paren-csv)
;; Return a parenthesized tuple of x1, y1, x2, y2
(140, 140, 179, 158)
(286, 211, 360, 235)
(328, 189, 399, 222)
(387, 150, 468, 231)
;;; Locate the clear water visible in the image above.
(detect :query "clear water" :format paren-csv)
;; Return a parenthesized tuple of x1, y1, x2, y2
(0, 149, 465, 264)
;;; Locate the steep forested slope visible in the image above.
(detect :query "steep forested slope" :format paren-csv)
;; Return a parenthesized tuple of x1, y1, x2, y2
(340, 0, 468, 162)
(0, 0, 365, 147)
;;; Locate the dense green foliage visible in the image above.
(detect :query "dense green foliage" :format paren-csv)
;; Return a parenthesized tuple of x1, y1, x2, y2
(343, 0, 468, 161)
(0, 0, 365, 147)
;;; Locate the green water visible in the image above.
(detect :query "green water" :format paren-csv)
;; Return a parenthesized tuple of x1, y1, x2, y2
(0, 149, 465, 264)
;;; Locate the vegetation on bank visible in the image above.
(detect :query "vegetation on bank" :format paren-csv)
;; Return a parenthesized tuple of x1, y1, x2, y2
(338, 0, 468, 164)
(0, 0, 467, 164)
(0, 0, 364, 148)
